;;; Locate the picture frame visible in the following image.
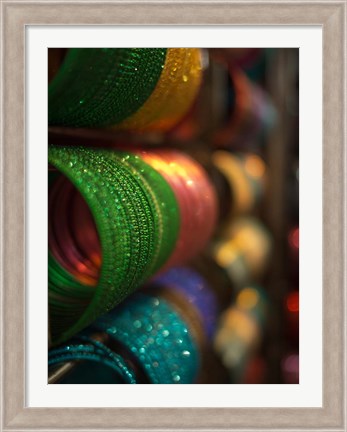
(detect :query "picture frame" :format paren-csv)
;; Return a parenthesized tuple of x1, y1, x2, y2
(1, 1, 345, 430)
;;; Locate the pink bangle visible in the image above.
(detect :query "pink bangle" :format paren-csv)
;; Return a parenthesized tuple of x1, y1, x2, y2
(139, 150, 218, 270)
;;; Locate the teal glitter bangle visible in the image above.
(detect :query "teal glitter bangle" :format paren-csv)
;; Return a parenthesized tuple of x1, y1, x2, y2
(48, 48, 167, 127)
(48, 335, 137, 383)
(93, 293, 200, 384)
(48, 145, 180, 345)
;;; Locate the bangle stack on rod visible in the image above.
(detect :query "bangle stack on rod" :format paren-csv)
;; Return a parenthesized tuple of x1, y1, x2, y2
(48, 145, 217, 345)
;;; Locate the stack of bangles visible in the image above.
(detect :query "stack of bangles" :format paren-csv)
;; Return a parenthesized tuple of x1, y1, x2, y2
(48, 335, 138, 384)
(48, 146, 217, 345)
(150, 266, 218, 342)
(211, 217, 272, 291)
(213, 66, 276, 148)
(49, 291, 200, 384)
(212, 150, 266, 217)
(48, 48, 202, 131)
(214, 285, 268, 380)
(139, 150, 218, 271)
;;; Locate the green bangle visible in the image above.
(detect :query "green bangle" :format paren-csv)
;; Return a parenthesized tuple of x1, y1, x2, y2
(48, 48, 167, 127)
(48, 145, 180, 345)
(112, 152, 179, 273)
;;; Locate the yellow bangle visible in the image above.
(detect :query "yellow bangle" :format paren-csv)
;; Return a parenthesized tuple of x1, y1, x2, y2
(212, 151, 254, 215)
(116, 48, 202, 132)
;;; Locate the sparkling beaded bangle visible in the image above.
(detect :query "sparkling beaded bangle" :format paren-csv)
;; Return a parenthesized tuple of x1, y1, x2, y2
(151, 267, 218, 341)
(139, 150, 218, 269)
(49, 48, 202, 131)
(151, 284, 206, 352)
(92, 293, 200, 384)
(48, 335, 137, 384)
(117, 48, 202, 132)
(48, 146, 180, 345)
(49, 48, 167, 127)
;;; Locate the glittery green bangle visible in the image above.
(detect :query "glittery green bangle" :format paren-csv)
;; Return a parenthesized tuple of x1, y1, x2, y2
(93, 293, 200, 384)
(109, 152, 180, 274)
(48, 145, 180, 345)
(48, 48, 167, 127)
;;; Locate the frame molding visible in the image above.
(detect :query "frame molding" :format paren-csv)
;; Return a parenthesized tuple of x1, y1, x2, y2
(1, 1, 346, 431)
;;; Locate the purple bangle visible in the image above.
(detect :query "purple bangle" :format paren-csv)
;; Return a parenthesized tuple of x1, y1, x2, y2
(152, 267, 218, 341)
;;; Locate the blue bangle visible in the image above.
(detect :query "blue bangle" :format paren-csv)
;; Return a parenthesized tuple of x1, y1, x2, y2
(92, 293, 200, 384)
(48, 335, 137, 384)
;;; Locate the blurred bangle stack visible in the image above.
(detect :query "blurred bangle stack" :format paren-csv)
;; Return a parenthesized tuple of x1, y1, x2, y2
(48, 48, 299, 384)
